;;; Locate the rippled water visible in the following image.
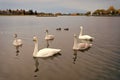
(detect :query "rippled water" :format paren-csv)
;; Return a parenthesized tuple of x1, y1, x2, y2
(0, 16, 120, 80)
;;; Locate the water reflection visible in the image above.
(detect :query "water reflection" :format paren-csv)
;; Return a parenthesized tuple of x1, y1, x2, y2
(72, 45, 92, 64)
(33, 53, 61, 77)
(46, 40, 50, 48)
(15, 46, 20, 56)
(46, 40, 53, 48)
(14, 45, 23, 56)
(0, 16, 119, 80)
(33, 57, 39, 72)
(73, 50, 77, 64)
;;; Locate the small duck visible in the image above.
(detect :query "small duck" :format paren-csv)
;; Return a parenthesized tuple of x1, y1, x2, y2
(64, 28, 69, 31)
(56, 28, 61, 31)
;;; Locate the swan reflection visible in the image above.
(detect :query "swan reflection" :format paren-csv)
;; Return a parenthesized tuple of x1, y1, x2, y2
(46, 39, 54, 48)
(46, 40, 50, 48)
(33, 53, 61, 73)
(73, 50, 77, 64)
(14, 45, 23, 56)
(73, 46, 92, 64)
(15, 46, 20, 56)
(33, 57, 39, 72)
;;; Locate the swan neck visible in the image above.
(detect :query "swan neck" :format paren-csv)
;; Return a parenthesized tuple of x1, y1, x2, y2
(14, 36, 17, 40)
(46, 31, 48, 36)
(33, 41, 38, 56)
(73, 37, 78, 48)
(14, 37, 17, 42)
(80, 27, 83, 36)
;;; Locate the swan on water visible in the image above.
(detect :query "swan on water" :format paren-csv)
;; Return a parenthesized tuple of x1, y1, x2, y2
(13, 34, 22, 47)
(33, 36, 61, 57)
(45, 29, 55, 40)
(79, 26, 94, 41)
(73, 34, 92, 51)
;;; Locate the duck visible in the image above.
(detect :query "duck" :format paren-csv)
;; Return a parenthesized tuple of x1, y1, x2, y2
(64, 28, 69, 31)
(33, 36, 61, 58)
(45, 29, 55, 40)
(13, 34, 22, 47)
(79, 26, 94, 41)
(56, 28, 61, 31)
(73, 34, 92, 51)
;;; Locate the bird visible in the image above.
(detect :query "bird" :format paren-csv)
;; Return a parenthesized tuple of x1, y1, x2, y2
(73, 34, 92, 51)
(45, 29, 55, 40)
(33, 36, 61, 57)
(13, 34, 22, 47)
(64, 28, 69, 31)
(79, 26, 94, 41)
(56, 28, 61, 31)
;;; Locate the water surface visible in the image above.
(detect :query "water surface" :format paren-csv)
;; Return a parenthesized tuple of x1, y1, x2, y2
(0, 16, 120, 80)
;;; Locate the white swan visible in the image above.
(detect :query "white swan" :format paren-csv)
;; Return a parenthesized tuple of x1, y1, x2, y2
(13, 34, 22, 47)
(73, 34, 92, 51)
(45, 29, 55, 40)
(79, 26, 94, 41)
(33, 36, 61, 57)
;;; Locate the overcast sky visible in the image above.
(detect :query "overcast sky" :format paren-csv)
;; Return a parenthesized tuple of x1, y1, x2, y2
(0, 0, 120, 13)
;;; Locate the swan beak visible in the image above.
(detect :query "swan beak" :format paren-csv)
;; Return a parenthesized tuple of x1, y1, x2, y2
(80, 26, 83, 29)
(33, 39, 35, 41)
(46, 29, 48, 33)
(14, 34, 17, 38)
(33, 38, 36, 42)
(33, 36, 37, 42)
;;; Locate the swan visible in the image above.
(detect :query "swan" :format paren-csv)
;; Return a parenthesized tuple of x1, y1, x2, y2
(13, 34, 22, 47)
(45, 29, 55, 40)
(33, 36, 61, 57)
(79, 26, 94, 41)
(73, 34, 92, 51)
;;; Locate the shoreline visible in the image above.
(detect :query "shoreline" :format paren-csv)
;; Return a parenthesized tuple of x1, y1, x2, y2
(0, 15, 120, 17)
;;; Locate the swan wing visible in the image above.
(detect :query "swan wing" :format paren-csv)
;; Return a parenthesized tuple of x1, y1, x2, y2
(37, 48, 61, 57)
(16, 39, 22, 46)
(13, 40, 18, 46)
(13, 39, 22, 46)
(78, 43, 92, 50)
(78, 43, 86, 49)
(78, 43, 90, 50)
(84, 35, 92, 38)
(79, 35, 93, 40)
(45, 35, 54, 40)
(73, 43, 85, 50)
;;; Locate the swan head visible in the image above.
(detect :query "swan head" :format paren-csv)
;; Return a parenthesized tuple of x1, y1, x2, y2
(46, 29, 48, 33)
(74, 34, 77, 38)
(33, 36, 38, 42)
(80, 26, 83, 29)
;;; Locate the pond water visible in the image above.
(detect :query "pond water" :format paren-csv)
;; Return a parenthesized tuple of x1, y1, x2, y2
(0, 16, 120, 80)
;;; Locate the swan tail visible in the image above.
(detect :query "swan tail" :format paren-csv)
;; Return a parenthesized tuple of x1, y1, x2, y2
(54, 49, 61, 53)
